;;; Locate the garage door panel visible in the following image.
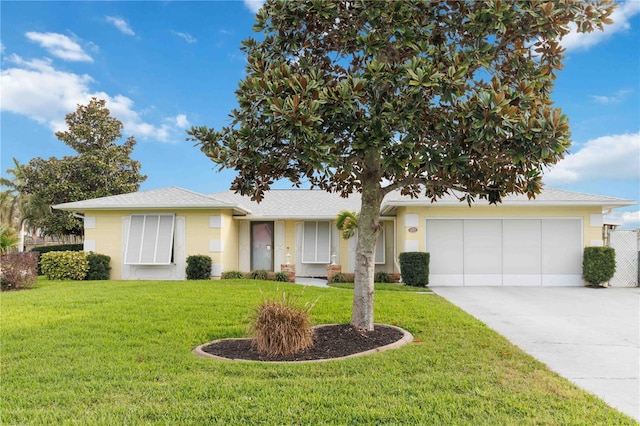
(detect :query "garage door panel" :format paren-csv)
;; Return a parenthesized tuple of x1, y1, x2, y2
(464, 220, 502, 274)
(503, 220, 541, 274)
(426, 220, 463, 274)
(542, 219, 582, 275)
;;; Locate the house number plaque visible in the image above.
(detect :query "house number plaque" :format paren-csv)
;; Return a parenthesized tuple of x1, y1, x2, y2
(408, 227, 418, 233)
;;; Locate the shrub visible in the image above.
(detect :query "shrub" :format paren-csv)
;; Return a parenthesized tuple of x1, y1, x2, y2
(374, 271, 391, 283)
(250, 270, 269, 280)
(248, 292, 316, 356)
(331, 273, 348, 283)
(221, 270, 244, 279)
(40, 251, 89, 280)
(583, 247, 616, 287)
(31, 244, 83, 275)
(274, 272, 289, 282)
(399, 252, 430, 287)
(85, 253, 111, 280)
(186, 255, 212, 280)
(1, 252, 38, 291)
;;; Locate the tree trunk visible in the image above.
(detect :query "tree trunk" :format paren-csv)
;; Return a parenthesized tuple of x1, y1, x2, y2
(351, 157, 383, 331)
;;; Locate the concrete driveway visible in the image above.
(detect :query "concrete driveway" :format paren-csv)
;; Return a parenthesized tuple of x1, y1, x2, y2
(431, 287, 640, 422)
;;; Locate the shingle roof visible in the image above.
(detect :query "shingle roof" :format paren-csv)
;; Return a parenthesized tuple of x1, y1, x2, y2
(382, 188, 636, 209)
(53, 186, 249, 213)
(212, 190, 361, 219)
(53, 186, 635, 216)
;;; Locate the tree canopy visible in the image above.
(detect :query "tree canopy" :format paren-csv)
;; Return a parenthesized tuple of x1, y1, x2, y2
(20, 98, 146, 237)
(189, 0, 615, 330)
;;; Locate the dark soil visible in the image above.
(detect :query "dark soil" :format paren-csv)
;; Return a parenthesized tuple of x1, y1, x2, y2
(201, 324, 405, 362)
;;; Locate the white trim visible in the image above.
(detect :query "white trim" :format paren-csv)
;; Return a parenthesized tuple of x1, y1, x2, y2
(209, 215, 223, 228)
(84, 216, 96, 229)
(301, 221, 332, 264)
(404, 214, 419, 227)
(590, 213, 603, 227)
(211, 263, 223, 277)
(375, 227, 385, 264)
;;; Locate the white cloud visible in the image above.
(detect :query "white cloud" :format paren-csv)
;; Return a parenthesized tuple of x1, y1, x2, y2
(543, 132, 640, 185)
(105, 16, 135, 36)
(174, 114, 190, 128)
(0, 54, 185, 143)
(561, 0, 640, 51)
(172, 31, 197, 44)
(25, 32, 93, 62)
(244, 0, 265, 14)
(605, 209, 640, 230)
(590, 89, 633, 104)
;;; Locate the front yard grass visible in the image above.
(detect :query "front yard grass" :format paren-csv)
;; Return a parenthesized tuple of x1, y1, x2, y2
(1, 279, 634, 425)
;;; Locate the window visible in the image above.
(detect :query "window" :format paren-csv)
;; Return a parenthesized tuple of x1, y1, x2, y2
(302, 221, 331, 263)
(124, 214, 175, 265)
(375, 227, 385, 264)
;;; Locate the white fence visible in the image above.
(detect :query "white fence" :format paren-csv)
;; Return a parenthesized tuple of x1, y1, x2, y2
(608, 230, 639, 287)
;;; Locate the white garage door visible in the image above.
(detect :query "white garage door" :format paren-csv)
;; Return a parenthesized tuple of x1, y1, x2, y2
(426, 219, 582, 286)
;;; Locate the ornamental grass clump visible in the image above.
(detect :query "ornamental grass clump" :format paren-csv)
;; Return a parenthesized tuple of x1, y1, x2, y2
(249, 292, 316, 356)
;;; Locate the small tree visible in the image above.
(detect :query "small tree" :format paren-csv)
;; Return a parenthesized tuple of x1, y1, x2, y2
(189, 0, 615, 330)
(336, 211, 359, 240)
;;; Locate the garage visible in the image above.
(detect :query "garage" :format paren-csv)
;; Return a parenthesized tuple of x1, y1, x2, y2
(426, 218, 583, 286)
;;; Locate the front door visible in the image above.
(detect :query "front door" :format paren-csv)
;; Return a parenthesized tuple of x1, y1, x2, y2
(251, 222, 274, 271)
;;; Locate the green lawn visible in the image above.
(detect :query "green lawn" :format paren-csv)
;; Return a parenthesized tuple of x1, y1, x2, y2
(328, 282, 432, 292)
(1, 279, 634, 425)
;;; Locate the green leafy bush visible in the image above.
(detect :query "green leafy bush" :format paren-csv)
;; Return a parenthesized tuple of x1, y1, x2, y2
(40, 251, 89, 280)
(399, 252, 430, 287)
(31, 244, 83, 275)
(221, 270, 244, 279)
(186, 255, 212, 280)
(250, 270, 269, 280)
(248, 292, 316, 356)
(374, 271, 391, 283)
(85, 253, 111, 280)
(331, 273, 348, 283)
(583, 247, 616, 287)
(1, 252, 38, 291)
(274, 272, 289, 282)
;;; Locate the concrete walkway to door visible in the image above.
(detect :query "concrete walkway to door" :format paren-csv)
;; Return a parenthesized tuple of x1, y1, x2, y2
(431, 287, 640, 422)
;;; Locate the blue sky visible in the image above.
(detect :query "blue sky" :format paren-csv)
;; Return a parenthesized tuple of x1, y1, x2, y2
(1, 1, 639, 228)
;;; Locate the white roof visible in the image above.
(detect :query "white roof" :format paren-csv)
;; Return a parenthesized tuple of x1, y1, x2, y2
(53, 186, 249, 214)
(54, 186, 635, 217)
(381, 188, 636, 212)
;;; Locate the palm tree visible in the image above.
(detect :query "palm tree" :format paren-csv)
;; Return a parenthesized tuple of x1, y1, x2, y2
(335, 211, 359, 240)
(0, 158, 42, 251)
(0, 224, 19, 254)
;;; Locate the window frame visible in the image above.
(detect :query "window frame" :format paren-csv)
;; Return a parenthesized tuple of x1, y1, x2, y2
(302, 220, 332, 264)
(124, 213, 175, 265)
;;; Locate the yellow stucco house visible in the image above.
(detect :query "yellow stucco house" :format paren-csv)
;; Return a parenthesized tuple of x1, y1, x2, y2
(54, 186, 634, 286)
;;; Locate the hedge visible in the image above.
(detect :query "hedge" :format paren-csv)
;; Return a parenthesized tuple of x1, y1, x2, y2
(40, 251, 89, 280)
(399, 252, 430, 287)
(186, 255, 212, 280)
(583, 247, 616, 287)
(31, 244, 83, 275)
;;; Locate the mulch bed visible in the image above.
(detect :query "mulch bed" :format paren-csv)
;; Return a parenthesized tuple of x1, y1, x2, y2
(200, 324, 405, 362)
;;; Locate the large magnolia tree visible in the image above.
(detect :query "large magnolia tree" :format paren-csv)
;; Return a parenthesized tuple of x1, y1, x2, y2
(189, 0, 615, 331)
(21, 98, 146, 237)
